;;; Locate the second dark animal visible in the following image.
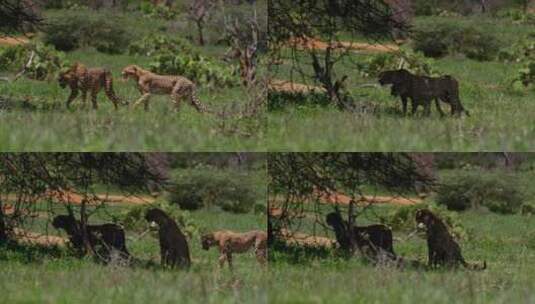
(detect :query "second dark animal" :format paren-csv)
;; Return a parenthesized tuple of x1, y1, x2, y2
(378, 69, 470, 117)
(325, 212, 396, 259)
(145, 208, 191, 269)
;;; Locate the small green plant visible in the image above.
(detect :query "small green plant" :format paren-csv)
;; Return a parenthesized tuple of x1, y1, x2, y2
(382, 203, 468, 240)
(128, 35, 239, 87)
(120, 200, 199, 238)
(355, 49, 439, 78)
(0, 43, 68, 80)
(139, 2, 178, 20)
(128, 35, 199, 57)
(149, 53, 239, 88)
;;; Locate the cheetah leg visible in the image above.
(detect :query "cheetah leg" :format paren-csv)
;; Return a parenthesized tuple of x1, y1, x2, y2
(435, 98, 445, 117)
(91, 87, 99, 110)
(66, 88, 79, 109)
(171, 93, 183, 112)
(132, 93, 151, 111)
(81, 89, 87, 105)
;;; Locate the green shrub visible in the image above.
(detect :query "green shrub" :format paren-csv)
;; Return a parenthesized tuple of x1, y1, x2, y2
(120, 200, 198, 238)
(381, 203, 467, 240)
(43, 11, 131, 54)
(413, 24, 501, 61)
(129, 35, 239, 87)
(0, 43, 68, 80)
(437, 170, 524, 214)
(166, 167, 258, 213)
(149, 53, 239, 88)
(139, 2, 178, 20)
(356, 49, 439, 78)
(128, 35, 199, 57)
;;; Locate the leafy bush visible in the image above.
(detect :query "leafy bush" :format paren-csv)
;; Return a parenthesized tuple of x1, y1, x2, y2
(43, 12, 131, 54)
(120, 200, 198, 238)
(129, 35, 239, 88)
(0, 43, 68, 80)
(381, 203, 467, 240)
(128, 35, 199, 57)
(166, 167, 258, 214)
(437, 170, 524, 214)
(498, 39, 535, 63)
(495, 8, 535, 25)
(149, 54, 239, 88)
(356, 49, 439, 78)
(413, 24, 501, 61)
(139, 2, 178, 20)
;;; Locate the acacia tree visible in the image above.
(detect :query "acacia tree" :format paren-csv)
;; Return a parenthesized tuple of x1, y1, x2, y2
(0, 153, 167, 249)
(268, 153, 434, 254)
(269, 0, 410, 108)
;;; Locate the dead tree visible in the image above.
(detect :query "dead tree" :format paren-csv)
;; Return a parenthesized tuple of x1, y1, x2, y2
(225, 18, 259, 87)
(189, 0, 214, 46)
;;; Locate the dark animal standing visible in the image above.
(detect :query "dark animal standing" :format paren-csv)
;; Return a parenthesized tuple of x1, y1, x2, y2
(52, 214, 130, 262)
(325, 212, 396, 259)
(415, 209, 486, 270)
(145, 208, 191, 269)
(378, 69, 470, 117)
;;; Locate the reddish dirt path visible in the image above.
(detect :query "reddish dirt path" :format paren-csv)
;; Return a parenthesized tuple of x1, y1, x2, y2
(12, 228, 68, 247)
(279, 228, 335, 249)
(314, 190, 422, 206)
(0, 36, 29, 46)
(287, 36, 400, 53)
(2, 190, 156, 210)
(268, 79, 325, 94)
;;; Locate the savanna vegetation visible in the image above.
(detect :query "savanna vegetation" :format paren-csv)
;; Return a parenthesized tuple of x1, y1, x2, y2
(0, 153, 267, 303)
(0, 0, 266, 151)
(268, 153, 535, 303)
(268, 0, 535, 151)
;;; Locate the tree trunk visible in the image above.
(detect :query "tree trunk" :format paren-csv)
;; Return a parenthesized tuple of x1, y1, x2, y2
(80, 199, 94, 256)
(347, 199, 356, 255)
(196, 20, 205, 46)
(0, 201, 7, 243)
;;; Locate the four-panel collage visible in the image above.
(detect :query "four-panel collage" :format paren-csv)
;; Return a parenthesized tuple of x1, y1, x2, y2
(1, 1, 535, 304)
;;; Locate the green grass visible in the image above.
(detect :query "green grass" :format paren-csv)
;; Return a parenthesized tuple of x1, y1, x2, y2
(0, 5, 266, 151)
(269, 206, 535, 303)
(0, 207, 267, 304)
(268, 15, 535, 151)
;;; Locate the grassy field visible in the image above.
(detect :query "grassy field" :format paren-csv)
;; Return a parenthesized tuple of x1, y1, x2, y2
(269, 205, 535, 303)
(0, 202, 267, 304)
(268, 14, 535, 151)
(0, 3, 266, 151)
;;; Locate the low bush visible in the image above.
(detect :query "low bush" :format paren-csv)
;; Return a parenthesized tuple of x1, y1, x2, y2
(0, 43, 68, 80)
(413, 24, 501, 61)
(437, 170, 524, 214)
(120, 200, 199, 238)
(166, 167, 258, 213)
(129, 35, 239, 88)
(355, 49, 439, 78)
(128, 35, 199, 57)
(43, 11, 131, 54)
(381, 203, 467, 240)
